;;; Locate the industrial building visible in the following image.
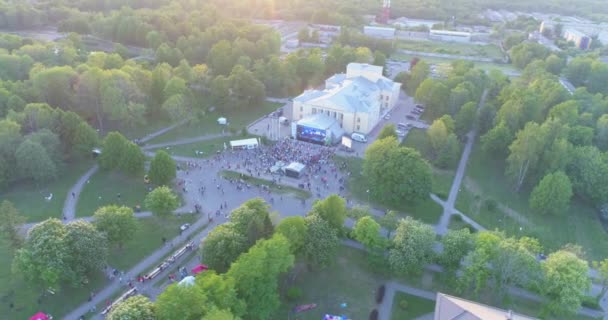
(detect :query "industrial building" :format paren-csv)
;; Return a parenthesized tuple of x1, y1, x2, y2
(540, 19, 608, 48)
(363, 26, 396, 39)
(434, 293, 537, 320)
(429, 29, 472, 42)
(291, 63, 401, 143)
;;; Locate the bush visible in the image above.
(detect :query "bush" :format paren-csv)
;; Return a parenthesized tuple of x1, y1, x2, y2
(436, 191, 448, 199)
(452, 214, 463, 222)
(369, 309, 378, 320)
(484, 198, 497, 212)
(376, 285, 386, 304)
(581, 295, 601, 310)
(399, 299, 408, 310)
(286, 287, 303, 301)
(241, 128, 248, 137)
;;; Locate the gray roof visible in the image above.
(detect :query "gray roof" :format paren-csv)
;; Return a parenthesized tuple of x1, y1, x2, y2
(296, 113, 339, 129)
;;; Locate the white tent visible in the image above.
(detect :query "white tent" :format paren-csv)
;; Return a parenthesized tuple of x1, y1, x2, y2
(217, 117, 227, 125)
(229, 138, 259, 150)
(178, 276, 196, 287)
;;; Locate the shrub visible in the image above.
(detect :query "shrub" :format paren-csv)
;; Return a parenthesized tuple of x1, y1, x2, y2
(369, 309, 378, 320)
(241, 128, 248, 136)
(484, 198, 497, 212)
(399, 299, 408, 310)
(452, 214, 463, 222)
(581, 295, 601, 310)
(286, 287, 303, 301)
(376, 285, 386, 304)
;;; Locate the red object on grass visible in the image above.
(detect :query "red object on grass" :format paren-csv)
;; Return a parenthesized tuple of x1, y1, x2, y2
(192, 264, 208, 274)
(30, 312, 49, 320)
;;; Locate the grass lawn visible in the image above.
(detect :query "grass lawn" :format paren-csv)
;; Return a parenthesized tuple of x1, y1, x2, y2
(220, 170, 312, 199)
(146, 101, 283, 144)
(155, 135, 258, 158)
(76, 170, 150, 218)
(273, 246, 384, 320)
(0, 160, 95, 222)
(334, 155, 443, 225)
(107, 215, 197, 270)
(396, 39, 504, 60)
(391, 53, 518, 75)
(390, 292, 435, 320)
(103, 117, 172, 140)
(448, 214, 477, 232)
(458, 144, 608, 261)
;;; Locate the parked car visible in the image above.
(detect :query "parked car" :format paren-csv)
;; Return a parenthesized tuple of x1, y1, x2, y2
(406, 115, 416, 120)
(180, 223, 191, 231)
(412, 109, 423, 115)
(396, 130, 406, 137)
(351, 132, 367, 143)
(384, 114, 391, 120)
(415, 104, 424, 109)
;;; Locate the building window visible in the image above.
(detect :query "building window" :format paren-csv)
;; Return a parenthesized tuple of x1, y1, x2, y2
(386, 96, 389, 101)
(340, 113, 344, 120)
(300, 106, 303, 112)
(357, 117, 361, 123)
(332, 111, 336, 118)
(326, 110, 330, 115)
(300, 114, 303, 119)
(356, 125, 360, 131)
(312, 108, 317, 114)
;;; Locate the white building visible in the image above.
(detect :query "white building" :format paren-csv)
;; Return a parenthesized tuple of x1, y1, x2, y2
(429, 29, 472, 42)
(391, 17, 441, 29)
(292, 63, 401, 141)
(364, 26, 396, 39)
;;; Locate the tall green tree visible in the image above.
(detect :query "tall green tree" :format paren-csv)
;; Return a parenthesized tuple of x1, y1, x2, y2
(405, 61, 429, 95)
(439, 228, 473, 270)
(93, 205, 138, 248)
(227, 234, 294, 320)
(156, 282, 209, 320)
(120, 141, 145, 176)
(144, 186, 180, 217)
(200, 224, 248, 273)
(98, 131, 129, 170)
(364, 137, 432, 205)
(353, 216, 383, 250)
(196, 271, 246, 317)
(506, 122, 546, 191)
(567, 146, 608, 205)
(275, 216, 308, 254)
(541, 250, 590, 316)
(65, 220, 108, 282)
(106, 295, 155, 320)
(454, 101, 477, 138)
(379, 210, 398, 238)
(309, 194, 347, 231)
(388, 217, 435, 275)
(0, 200, 25, 251)
(529, 171, 573, 215)
(302, 214, 340, 269)
(148, 150, 176, 186)
(229, 198, 274, 246)
(377, 124, 398, 140)
(15, 139, 57, 183)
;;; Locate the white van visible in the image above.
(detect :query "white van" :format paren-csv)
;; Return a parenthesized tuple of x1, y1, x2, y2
(351, 132, 367, 143)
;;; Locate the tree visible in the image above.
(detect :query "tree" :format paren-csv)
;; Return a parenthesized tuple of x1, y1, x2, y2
(200, 225, 248, 273)
(353, 216, 383, 249)
(12, 219, 73, 289)
(541, 250, 590, 316)
(275, 216, 308, 254)
(0, 200, 25, 250)
(98, 131, 129, 170)
(565, 57, 592, 87)
(406, 61, 429, 95)
(15, 139, 57, 183)
(65, 220, 108, 282)
(373, 51, 387, 68)
(144, 186, 180, 217)
(107, 295, 155, 320)
(148, 150, 176, 186)
(156, 282, 208, 320)
(229, 198, 274, 246)
(415, 78, 450, 118)
(506, 122, 546, 191)
(302, 214, 340, 269)
(509, 42, 549, 69)
(379, 210, 398, 238)
(544, 54, 565, 75)
(93, 205, 138, 248)
(529, 171, 573, 215)
(377, 124, 398, 140)
(596, 114, 608, 150)
(196, 271, 245, 317)
(120, 141, 145, 176)
(388, 217, 435, 275)
(567, 146, 608, 205)
(363, 137, 432, 205)
(309, 194, 347, 231)
(440, 228, 473, 270)
(454, 101, 477, 138)
(481, 122, 513, 158)
(227, 234, 294, 320)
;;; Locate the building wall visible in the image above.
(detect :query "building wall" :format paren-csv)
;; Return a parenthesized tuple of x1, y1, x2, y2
(292, 98, 381, 135)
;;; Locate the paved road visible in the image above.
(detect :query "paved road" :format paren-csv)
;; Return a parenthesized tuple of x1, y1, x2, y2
(434, 90, 487, 236)
(62, 165, 99, 221)
(138, 119, 189, 144)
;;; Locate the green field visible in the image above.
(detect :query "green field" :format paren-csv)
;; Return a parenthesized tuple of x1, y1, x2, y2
(457, 144, 608, 261)
(155, 135, 258, 158)
(273, 246, 384, 320)
(391, 53, 518, 75)
(396, 39, 504, 60)
(0, 160, 95, 222)
(335, 155, 443, 225)
(76, 170, 151, 218)
(146, 101, 282, 144)
(390, 292, 435, 320)
(220, 170, 312, 199)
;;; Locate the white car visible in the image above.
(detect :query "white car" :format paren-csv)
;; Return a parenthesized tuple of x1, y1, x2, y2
(384, 114, 391, 120)
(396, 130, 406, 137)
(180, 223, 191, 231)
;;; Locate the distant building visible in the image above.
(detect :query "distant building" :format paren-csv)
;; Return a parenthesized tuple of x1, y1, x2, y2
(391, 17, 440, 29)
(363, 26, 396, 39)
(292, 63, 401, 138)
(434, 293, 537, 320)
(563, 29, 592, 49)
(429, 29, 472, 42)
